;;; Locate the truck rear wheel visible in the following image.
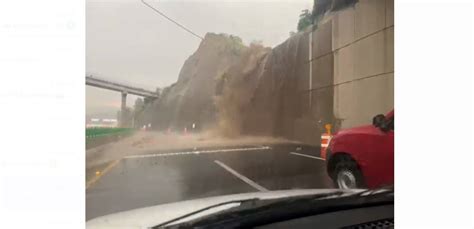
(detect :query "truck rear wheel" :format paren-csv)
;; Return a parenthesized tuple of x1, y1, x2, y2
(333, 155, 365, 189)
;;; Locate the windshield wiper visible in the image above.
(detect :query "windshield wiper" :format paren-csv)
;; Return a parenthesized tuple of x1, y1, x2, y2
(152, 198, 259, 228)
(153, 191, 346, 228)
(163, 189, 393, 229)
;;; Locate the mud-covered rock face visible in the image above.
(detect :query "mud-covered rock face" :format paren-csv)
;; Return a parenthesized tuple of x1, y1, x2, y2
(150, 33, 250, 131)
(214, 32, 310, 139)
(149, 31, 312, 140)
(240, 32, 311, 138)
(214, 44, 271, 137)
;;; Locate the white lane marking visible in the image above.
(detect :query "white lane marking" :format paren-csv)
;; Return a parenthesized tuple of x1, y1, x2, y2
(214, 160, 269, 192)
(289, 152, 325, 161)
(124, 146, 271, 159)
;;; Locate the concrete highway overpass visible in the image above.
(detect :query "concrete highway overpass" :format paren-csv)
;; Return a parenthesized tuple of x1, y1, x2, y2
(86, 75, 159, 127)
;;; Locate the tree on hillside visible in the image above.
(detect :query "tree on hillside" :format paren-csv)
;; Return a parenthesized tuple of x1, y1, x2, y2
(297, 9, 313, 32)
(229, 35, 245, 55)
(229, 35, 243, 45)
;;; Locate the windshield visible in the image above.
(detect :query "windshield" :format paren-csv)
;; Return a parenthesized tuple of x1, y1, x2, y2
(86, 0, 394, 226)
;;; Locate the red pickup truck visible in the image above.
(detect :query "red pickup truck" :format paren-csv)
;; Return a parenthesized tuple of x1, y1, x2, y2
(325, 110, 394, 189)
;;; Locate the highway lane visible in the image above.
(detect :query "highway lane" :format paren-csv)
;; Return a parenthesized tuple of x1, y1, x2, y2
(86, 144, 333, 220)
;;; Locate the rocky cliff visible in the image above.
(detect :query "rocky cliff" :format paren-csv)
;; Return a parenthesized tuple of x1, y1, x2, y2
(149, 31, 310, 140)
(149, 33, 250, 131)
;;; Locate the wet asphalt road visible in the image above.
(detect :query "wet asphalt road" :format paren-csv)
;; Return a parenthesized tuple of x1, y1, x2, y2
(86, 144, 333, 220)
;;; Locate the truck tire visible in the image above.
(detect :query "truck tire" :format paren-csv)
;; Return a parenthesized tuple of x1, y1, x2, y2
(333, 155, 365, 189)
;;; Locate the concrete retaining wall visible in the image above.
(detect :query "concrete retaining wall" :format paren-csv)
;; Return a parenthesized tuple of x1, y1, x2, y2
(291, 0, 394, 143)
(332, 0, 394, 129)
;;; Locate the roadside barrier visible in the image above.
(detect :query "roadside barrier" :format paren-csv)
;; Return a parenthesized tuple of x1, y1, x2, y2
(86, 127, 133, 138)
(86, 127, 134, 149)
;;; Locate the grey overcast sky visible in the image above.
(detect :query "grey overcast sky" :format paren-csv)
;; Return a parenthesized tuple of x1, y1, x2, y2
(86, 0, 312, 117)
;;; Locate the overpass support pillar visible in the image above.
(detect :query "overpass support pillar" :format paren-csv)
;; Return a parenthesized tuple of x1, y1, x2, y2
(120, 92, 127, 127)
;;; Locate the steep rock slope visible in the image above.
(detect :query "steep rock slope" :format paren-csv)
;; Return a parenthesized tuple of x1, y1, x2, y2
(151, 33, 248, 130)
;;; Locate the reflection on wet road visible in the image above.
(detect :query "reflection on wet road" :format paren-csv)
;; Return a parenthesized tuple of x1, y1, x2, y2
(86, 144, 332, 220)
